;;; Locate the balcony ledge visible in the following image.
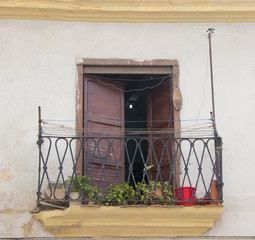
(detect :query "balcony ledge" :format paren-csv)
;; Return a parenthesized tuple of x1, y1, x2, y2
(35, 205, 224, 237)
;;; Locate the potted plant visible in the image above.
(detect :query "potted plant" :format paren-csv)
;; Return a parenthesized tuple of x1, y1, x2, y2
(135, 181, 173, 205)
(66, 175, 102, 205)
(104, 182, 137, 206)
(135, 182, 153, 204)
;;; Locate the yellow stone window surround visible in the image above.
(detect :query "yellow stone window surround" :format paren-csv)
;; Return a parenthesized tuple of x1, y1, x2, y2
(0, 0, 255, 22)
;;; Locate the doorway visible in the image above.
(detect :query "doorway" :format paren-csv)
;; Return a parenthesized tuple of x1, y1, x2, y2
(76, 59, 180, 189)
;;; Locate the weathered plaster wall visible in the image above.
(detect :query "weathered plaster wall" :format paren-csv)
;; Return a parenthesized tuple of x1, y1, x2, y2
(0, 19, 254, 237)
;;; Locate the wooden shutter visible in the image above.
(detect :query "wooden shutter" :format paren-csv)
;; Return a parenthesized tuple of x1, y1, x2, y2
(147, 77, 173, 183)
(82, 75, 125, 191)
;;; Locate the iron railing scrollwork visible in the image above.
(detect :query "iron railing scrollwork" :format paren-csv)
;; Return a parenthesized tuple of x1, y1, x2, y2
(37, 134, 223, 206)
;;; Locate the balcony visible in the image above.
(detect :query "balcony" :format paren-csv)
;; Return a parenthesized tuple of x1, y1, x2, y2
(34, 122, 227, 238)
(36, 132, 224, 237)
(37, 134, 223, 206)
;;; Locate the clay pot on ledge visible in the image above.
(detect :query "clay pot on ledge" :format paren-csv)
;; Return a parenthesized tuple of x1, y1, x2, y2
(69, 192, 82, 206)
(210, 180, 219, 205)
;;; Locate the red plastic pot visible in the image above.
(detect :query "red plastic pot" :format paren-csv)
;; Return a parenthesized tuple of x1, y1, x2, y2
(175, 187, 196, 206)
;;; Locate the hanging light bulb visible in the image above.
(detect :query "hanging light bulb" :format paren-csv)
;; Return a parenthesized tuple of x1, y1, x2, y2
(129, 104, 133, 109)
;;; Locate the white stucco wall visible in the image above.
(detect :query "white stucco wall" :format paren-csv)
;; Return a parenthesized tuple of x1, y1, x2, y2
(0, 19, 255, 237)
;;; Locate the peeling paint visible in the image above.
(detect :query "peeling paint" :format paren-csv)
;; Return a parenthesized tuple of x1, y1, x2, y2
(0, 209, 15, 214)
(22, 215, 35, 237)
(0, 168, 14, 182)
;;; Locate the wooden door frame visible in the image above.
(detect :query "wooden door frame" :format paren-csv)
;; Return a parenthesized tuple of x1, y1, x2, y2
(76, 58, 181, 180)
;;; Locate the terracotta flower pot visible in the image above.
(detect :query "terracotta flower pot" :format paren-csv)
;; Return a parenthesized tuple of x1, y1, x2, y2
(69, 192, 81, 206)
(210, 180, 219, 205)
(155, 187, 163, 197)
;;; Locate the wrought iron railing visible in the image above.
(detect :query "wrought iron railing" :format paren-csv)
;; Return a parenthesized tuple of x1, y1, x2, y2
(37, 134, 223, 207)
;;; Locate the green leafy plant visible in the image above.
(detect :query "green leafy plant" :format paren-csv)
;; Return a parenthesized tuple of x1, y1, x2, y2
(87, 185, 103, 201)
(143, 164, 154, 173)
(135, 182, 153, 204)
(135, 181, 173, 205)
(66, 175, 91, 192)
(162, 182, 173, 203)
(66, 176, 173, 205)
(66, 175, 102, 201)
(104, 182, 137, 206)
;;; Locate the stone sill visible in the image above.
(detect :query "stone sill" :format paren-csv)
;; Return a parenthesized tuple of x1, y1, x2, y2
(35, 205, 224, 238)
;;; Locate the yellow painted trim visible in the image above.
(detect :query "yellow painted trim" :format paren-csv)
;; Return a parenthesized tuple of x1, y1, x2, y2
(0, 0, 255, 22)
(36, 205, 224, 237)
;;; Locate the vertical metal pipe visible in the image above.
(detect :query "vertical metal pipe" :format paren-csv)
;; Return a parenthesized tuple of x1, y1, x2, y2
(208, 28, 217, 129)
(208, 29, 223, 203)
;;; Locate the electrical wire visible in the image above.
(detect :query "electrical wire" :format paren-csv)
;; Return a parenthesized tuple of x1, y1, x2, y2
(42, 118, 211, 123)
(192, 45, 210, 137)
(41, 119, 215, 138)
(94, 76, 169, 93)
(42, 120, 213, 131)
(84, 74, 172, 82)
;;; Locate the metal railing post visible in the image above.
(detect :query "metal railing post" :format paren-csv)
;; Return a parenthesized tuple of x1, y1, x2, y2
(37, 106, 43, 202)
(215, 137, 223, 201)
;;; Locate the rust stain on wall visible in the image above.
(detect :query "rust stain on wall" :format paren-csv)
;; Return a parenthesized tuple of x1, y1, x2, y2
(22, 215, 35, 237)
(0, 168, 14, 182)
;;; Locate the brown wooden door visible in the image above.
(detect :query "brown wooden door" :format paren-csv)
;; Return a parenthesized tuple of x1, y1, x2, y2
(147, 77, 173, 183)
(82, 75, 125, 191)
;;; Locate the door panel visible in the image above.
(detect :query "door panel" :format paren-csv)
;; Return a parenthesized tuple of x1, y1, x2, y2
(82, 75, 124, 191)
(87, 79, 123, 120)
(148, 78, 173, 183)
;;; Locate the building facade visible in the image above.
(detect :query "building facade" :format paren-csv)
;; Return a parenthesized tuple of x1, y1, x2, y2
(0, 0, 255, 238)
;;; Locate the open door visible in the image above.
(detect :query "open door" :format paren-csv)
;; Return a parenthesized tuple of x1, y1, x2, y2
(147, 77, 173, 183)
(82, 75, 125, 191)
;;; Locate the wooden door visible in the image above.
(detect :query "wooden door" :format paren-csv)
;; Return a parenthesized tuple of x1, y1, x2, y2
(147, 77, 173, 184)
(82, 75, 125, 191)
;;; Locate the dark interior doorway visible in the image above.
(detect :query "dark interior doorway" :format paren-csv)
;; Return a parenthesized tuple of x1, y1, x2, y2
(124, 76, 149, 185)
(82, 72, 173, 189)
(123, 74, 173, 186)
